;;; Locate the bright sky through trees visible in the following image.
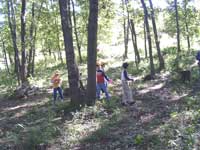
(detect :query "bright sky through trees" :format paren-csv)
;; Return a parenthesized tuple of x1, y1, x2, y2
(0, 0, 199, 24)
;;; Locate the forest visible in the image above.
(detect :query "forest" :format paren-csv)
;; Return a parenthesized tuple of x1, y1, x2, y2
(0, 0, 200, 149)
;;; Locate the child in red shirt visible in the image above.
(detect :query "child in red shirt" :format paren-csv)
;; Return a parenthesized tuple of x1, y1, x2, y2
(96, 62, 111, 100)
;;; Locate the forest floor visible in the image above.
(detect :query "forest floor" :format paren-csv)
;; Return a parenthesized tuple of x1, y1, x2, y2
(1, 70, 200, 150)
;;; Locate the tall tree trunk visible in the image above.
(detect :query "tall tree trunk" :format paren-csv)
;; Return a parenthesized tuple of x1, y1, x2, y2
(130, 19, 140, 64)
(50, 0, 64, 64)
(20, 0, 27, 85)
(59, 0, 81, 107)
(71, 0, 82, 63)
(174, 0, 181, 70)
(141, 0, 155, 76)
(2, 41, 10, 74)
(31, 1, 44, 76)
(31, 37, 36, 76)
(48, 47, 52, 56)
(149, 0, 165, 71)
(7, 0, 20, 84)
(8, 51, 13, 65)
(175, 0, 180, 53)
(27, 2, 35, 77)
(144, 19, 148, 58)
(55, 18, 64, 64)
(86, 0, 99, 105)
(53, 52, 57, 61)
(122, 0, 128, 60)
(184, 0, 190, 52)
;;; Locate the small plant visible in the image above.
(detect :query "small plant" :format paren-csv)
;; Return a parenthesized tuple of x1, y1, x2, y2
(134, 134, 144, 145)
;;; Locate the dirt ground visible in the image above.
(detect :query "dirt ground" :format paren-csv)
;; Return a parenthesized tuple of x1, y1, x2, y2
(0, 74, 197, 150)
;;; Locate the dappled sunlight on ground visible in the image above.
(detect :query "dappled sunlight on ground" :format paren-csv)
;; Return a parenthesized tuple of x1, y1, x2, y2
(2, 97, 49, 113)
(140, 112, 157, 124)
(138, 82, 165, 94)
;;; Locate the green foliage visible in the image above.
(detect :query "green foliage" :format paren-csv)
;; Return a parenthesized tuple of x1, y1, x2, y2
(134, 134, 144, 145)
(6, 106, 61, 149)
(22, 123, 60, 150)
(0, 71, 17, 96)
(164, 0, 200, 45)
(83, 126, 109, 143)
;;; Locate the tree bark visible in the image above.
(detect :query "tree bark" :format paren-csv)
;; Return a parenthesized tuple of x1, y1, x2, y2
(141, 0, 155, 76)
(59, 0, 81, 107)
(130, 19, 140, 64)
(71, 0, 82, 63)
(86, 0, 99, 105)
(175, 0, 181, 53)
(144, 19, 148, 58)
(8, 51, 13, 65)
(183, 0, 190, 52)
(20, 0, 28, 85)
(122, 0, 128, 60)
(2, 41, 10, 74)
(55, 18, 64, 64)
(27, 2, 35, 77)
(31, 1, 45, 76)
(50, 0, 64, 64)
(149, 0, 165, 71)
(7, 0, 20, 84)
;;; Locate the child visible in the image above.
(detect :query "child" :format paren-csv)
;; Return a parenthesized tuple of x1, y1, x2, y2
(100, 62, 112, 92)
(121, 62, 135, 105)
(51, 71, 64, 104)
(96, 62, 111, 100)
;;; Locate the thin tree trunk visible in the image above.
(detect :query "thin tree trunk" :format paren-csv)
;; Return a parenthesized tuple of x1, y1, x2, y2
(71, 0, 82, 63)
(7, 0, 20, 84)
(31, 1, 44, 76)
(59, 0, 81, 107)
(50, 0, 64, 64)
(86, 0, 99, 105)
(2, 41, 10, 74)
(55, 18, 64, 64)
(20, 0, 27, 85)
(129, 20, 138, 69)
(53, 52, 57, 61)
(30, 26, 37, 76)
(184, 0, 190, 52)
(141, 0, 155, 76)
(48, 47, 52, 56)
(27, 2, 35, 77)
(175, 0, 181, 53)
(122, 0, 128, 60)
(185, 21, 190, 52)
(130, 19, 140, 64)
(8, 51, 13, 65)
(149, 0, 165, 71)
(174, 0, 181, 70)
(144, 19, 148, 58)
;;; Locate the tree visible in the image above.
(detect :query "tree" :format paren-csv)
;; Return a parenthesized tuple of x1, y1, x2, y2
(130, 19, 140, 66)
(71, 0, 82, 63)
(122, 0, 129, 60)
(20, 0, 28, 85)
(27, 2, 35, 77)
(149, 0, 165, 71)
(86, 0, 99, 105)
(175, 0, 181, 54)
(7, 0, 21, 84)
(141, 0, 155, 76)
(183, 0, 190, 52)
(0, 37, 10, 74)
(59, 0, 81, 107)
(143, 16, 148, 58)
